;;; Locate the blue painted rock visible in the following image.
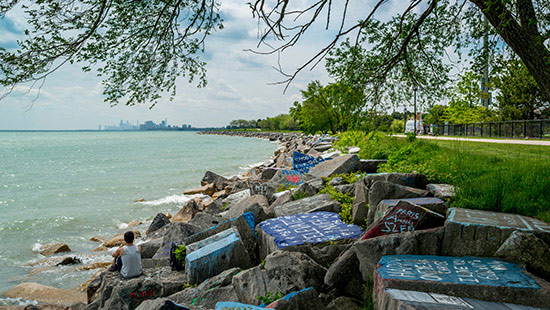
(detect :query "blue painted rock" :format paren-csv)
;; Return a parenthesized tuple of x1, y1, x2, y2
(292, 151, 325, 173)
(214, 302, 264, 310)
(442, 208, 550, 257)
(374, 255, 550, 307)
(377, 288, 542, 310)
(265, 287, 324, 310)
(273, 194, 341, 217)
(185, 229, 252, 285)
(362, 201, 445, 240)
(374, 197, 448, 222)
(257, 211, 362, 259)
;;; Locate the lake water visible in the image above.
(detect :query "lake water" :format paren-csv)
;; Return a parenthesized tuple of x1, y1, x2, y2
(0, 131, 277, 304)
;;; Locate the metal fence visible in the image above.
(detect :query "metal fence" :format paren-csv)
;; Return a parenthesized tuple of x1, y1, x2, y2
(430, 119, 550, 139)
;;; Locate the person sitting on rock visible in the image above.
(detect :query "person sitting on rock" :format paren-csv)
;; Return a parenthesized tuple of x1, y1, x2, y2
(108, 231, 143, 278)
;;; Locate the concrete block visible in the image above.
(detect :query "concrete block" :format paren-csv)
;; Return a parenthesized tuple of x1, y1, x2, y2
(362, 200, 445, 240)
(185, 230, 252, 285)
(257, 211, 362, 259)
(377, 288, 542, 310)
(442, 208, 550, 257)
(273, 194, 341, 217)
(374, 255, 550, 308)
(374, 197, 448, 222)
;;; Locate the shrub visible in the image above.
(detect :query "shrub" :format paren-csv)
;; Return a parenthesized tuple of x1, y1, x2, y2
(257, 291, 285, 305)
(174, 245, 186, 263)
(319, 185, 354, 224)
(390, 119, 404, 133)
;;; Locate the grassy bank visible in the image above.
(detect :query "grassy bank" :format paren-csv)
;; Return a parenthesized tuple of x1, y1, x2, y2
(335, 132, 550, 221)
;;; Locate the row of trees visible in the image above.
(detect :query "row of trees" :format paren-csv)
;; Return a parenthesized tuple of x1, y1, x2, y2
(227, 114, 298, 131)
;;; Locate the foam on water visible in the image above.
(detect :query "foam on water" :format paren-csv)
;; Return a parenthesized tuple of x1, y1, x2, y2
(136, 194, 207, 206)
(0, 297, 39, 306)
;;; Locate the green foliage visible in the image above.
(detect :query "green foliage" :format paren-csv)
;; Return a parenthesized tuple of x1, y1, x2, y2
(334, 131, 366, 151)
(174, 245, 187, 263)
(257, 291, 284, 305)
(327, 172, 365, 185)
(228, 119, 257, 129)
(319, 185, 354, 224)
(289, 189, 311, 201)
(493, 56, 549, 120)
(406, 132, 416, 142)
(276, 183, 297, 193)
(257, 114, 299, 131)
(357, 132, 403, 160)
(390, 119, 404, 133)
(221, 203, 229, 211)
(290, 81, 366, 134)
(423, 105, 447, 125)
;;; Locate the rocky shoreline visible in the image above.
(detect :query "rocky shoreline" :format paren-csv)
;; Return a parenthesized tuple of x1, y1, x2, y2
(2, 130, 550, 310)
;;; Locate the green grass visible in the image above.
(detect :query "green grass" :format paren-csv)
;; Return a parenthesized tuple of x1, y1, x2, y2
(338, 131, 550, 221)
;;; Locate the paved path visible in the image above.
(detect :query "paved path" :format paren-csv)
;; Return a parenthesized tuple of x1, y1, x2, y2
(393, 135, 550, 146)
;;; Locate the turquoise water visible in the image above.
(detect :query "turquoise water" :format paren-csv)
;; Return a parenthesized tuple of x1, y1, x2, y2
(0, 131, 277, 301)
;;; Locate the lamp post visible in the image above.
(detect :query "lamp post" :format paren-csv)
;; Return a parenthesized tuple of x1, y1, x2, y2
(413, 86, 418, 134)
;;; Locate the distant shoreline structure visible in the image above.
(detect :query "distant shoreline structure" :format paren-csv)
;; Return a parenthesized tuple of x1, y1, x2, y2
(100, 119, 224, 131)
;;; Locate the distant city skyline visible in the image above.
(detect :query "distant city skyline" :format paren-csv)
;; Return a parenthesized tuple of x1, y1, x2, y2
(100, 119, 222, 131)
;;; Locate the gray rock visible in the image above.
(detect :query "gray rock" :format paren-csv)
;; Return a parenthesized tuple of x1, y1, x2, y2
(361, 173, 428, 189)
(295, 182, 319, 197)
(326, 296, 362, 310)
(273, 194, 340, 217)
(324, 246, 364, 298)
(329, 177, 344, 186)
(367, 181, 429, 226)
(265, 191, 291, 218)
(170, 286, 239, 309)
(283, 243, 349, 267)
(153, 222, 201, 259)
(188, 212, 223, 231)
(223, 195, 268, 224)
(232, 266, 277, 305)
(230, 180, 249, 194)
(264, 251, 328, 293)
(146, 213, 171, 236)
(314, 142, 333, 152)
(135, 298, 192, 310)
(141, 258, 170, 269)
(201, 171, 228, 191)
(309, 154, 360, 178)
(333, 184, 354, 196)
(140, 238, 162, 259)
(304, 177, 324, 192)
(221, 189, 250, 207)
(351, 181, 369, 226)
(358, 159, 387, 173)
(266, 287, 325, 310)
(426, 183, 456, 201)
(495, 230, 550, 280)
(264, 170, 316, 200)
(260, 168, 278, 180)
(203, 199, 224, 215)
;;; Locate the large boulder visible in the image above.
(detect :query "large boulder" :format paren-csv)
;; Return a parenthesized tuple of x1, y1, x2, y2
(367, 181, 429, 226)
(153, 223, 201, 259)
(223, 195, 268, 225)
(135, 298, 192, 310)
(146, 213, 171, 236)
(39, 243, 71, 256)
(170, 268, 241, 308)
(201, 171, 228, 191)
(373, 197, 448, 222)
(183, 183, 216, 196)
(360, 173, 428, 189)
(351, 181, 369, 226)
(273, 194, 341, 218)
(1, 282, 85, 306)
(140, 238, 162, 259)
(221, 189, 251, 207)
(309, 155, 360, 178)
(264, 170, 315, 201)
(187, 212, 223, 231)
(232, 266, 278, 305)
(495, 230, 550, 280)
(323, 246, 365, 298)
(172, 200, 200, 223)
(264, 251, 327, 293)
(264, 191, 291, 218)
(357, 159, 387, 173)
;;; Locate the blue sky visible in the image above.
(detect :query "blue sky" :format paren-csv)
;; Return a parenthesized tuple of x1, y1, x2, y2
(0, 1, 394, 130)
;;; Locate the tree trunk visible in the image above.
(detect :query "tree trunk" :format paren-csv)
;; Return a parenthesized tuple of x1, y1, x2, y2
(470, 0, 550, 101)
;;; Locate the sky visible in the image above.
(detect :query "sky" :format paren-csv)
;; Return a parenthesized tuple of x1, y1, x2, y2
(0, 1, 406, 130)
